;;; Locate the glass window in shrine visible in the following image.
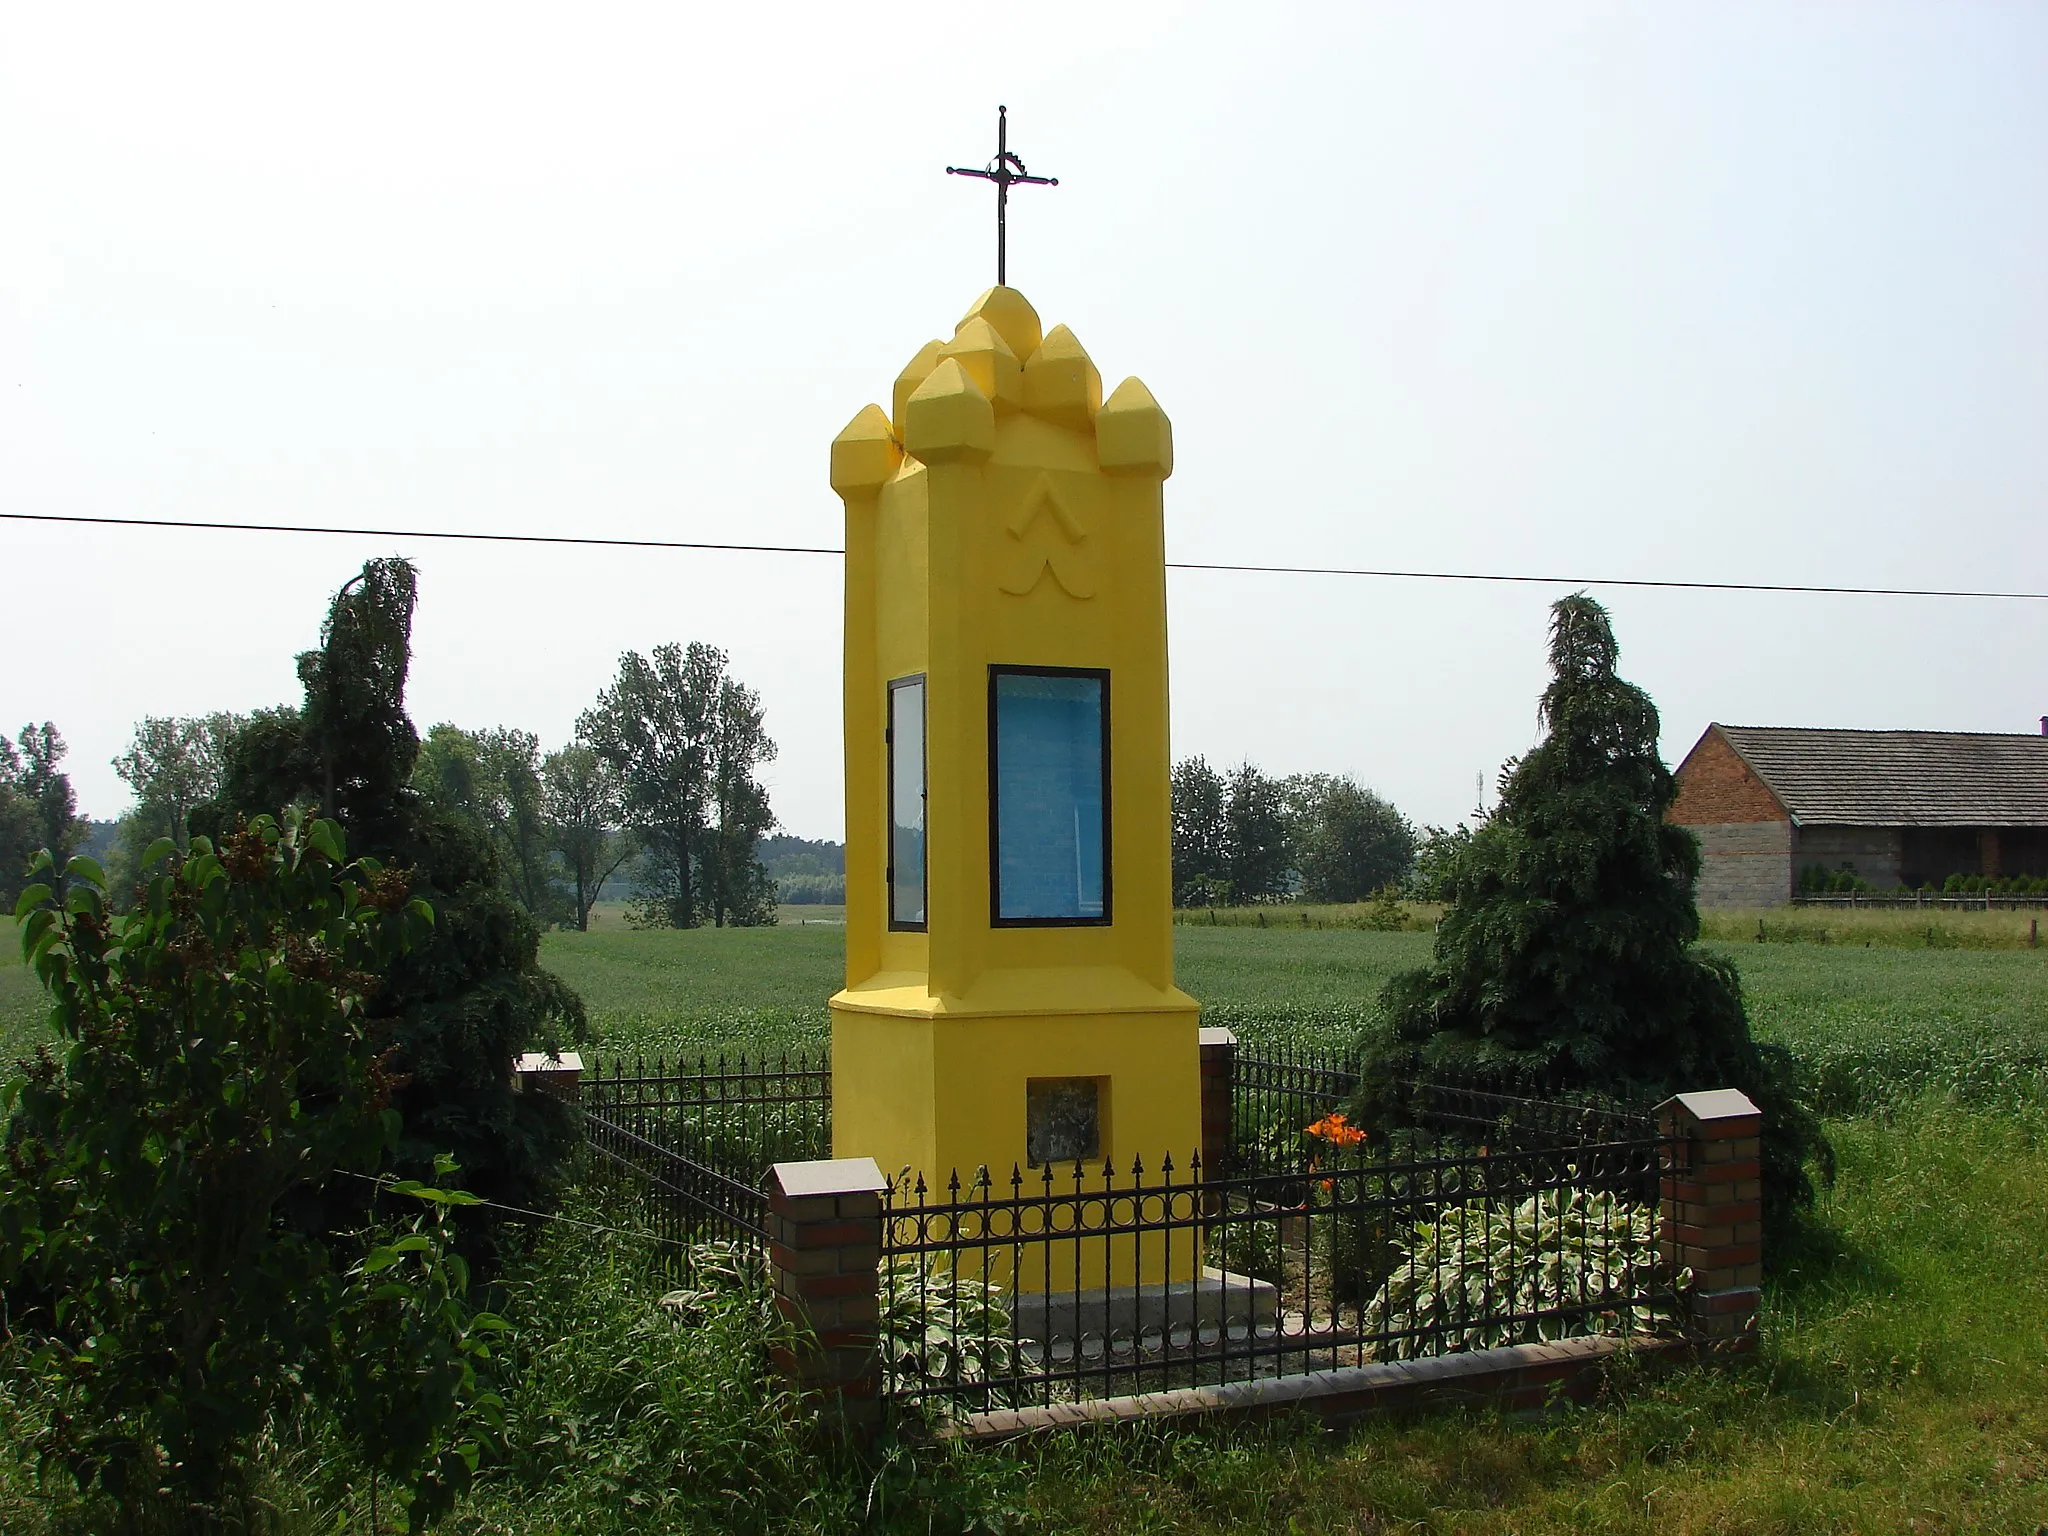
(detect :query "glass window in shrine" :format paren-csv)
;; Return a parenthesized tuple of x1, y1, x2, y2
(990, 667, 1109, 925)
(888, 676, 926, 929)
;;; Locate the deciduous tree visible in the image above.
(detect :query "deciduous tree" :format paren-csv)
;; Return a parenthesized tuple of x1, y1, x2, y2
(1170, 756, 1230, 906)
(111, 714, 244, 854)
(699, 672, 778, 928)
(541, 743, 632, 931)
(1283, 774, 1417, 903)
(1, 723, 87, 901)
(415, 724, 561, 921)
(579, 642, 778, 928)
(1223, 761, 1290, 904)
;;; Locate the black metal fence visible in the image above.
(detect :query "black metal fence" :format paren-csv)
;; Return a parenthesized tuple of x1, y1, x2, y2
(1230, 1040, 1359, 1176)
(1228, 1040, 1639, 1170)
(580, 1053, 830, 1251)
(879, 1083, 1677, 1416)
(573, 1042, 1684, 1420)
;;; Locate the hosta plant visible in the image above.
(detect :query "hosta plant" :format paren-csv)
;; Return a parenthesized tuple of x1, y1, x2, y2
(1361, 1186, 1687, 1360)
(877, 1256, 1017, 1414)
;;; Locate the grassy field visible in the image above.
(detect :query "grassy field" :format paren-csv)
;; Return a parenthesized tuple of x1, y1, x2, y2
(6, 911, 2048, 1532)
(11, 910, 2048, 1107)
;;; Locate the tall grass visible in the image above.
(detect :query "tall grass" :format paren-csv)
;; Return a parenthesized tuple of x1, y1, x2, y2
(1172, 901, 1445, 932)
(1699, 904, 2047, 951)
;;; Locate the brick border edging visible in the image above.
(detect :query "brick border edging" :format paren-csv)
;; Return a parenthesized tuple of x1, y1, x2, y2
(947, 1334, 1697, 1441)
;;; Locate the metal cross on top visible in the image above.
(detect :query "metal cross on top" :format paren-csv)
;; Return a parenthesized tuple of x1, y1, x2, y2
(946, 105, 1058, 288)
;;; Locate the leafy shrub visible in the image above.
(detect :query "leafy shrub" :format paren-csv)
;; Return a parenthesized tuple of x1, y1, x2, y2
(1207, 1214, 1286, 1285)
(1362, 1187, 1685, 1361)
(2, 821, 493, 1531)
(1360, 885, 1406, 932)
(878, 1256, 1017, 1415)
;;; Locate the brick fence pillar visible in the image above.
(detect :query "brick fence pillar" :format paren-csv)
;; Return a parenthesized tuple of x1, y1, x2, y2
(512, 1050, 584, 1104)
(1198, 1026, 1237, 1183)
(1657, 1088, 1764, 1354)
(767, 1157, 887, 1439)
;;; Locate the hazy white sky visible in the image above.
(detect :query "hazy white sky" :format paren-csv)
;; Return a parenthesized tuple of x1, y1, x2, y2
(4, 3, 2045, 838)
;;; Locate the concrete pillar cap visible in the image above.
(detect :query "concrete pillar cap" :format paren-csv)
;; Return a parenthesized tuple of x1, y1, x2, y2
(1658, 1088, 1761, 1123)
(771, 1157, 889, 1199)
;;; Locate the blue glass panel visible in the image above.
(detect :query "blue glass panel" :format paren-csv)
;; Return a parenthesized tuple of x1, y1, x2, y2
(890, 679, 926, 926)
(994, 672, 1106, 921)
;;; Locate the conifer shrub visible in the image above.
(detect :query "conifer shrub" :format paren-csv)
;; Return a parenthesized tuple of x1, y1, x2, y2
(1353, 596, 1830, 1240)
(198, 560, 585, 1239)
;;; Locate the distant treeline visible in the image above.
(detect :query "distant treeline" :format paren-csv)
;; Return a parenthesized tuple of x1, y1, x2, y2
(1171, 758, 1469, 907)
(759, 834, 845, 904)
(8, 641, 784, 931)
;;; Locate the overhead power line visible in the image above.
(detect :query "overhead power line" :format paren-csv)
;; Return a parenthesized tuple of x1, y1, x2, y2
(3, 510, 2044, 603)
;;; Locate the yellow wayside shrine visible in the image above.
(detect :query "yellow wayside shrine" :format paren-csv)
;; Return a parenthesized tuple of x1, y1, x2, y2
(828, 285, 1200, 1215)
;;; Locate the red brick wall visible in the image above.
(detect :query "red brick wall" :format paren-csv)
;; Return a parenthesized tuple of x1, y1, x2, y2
(1669, 729, 1785, 826)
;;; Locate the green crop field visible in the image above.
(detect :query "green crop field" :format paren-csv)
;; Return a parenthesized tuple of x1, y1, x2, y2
(538, 921, 2048, 1116)
(11, 917, 2048, 1108)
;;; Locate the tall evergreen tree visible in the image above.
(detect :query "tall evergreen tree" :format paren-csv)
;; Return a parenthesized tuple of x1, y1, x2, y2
(1357, 595, 1827, 1236)
(202, 558, 585, 1229)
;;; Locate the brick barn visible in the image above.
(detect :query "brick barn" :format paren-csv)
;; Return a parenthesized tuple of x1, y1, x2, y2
(1668, 723, 2048, 907)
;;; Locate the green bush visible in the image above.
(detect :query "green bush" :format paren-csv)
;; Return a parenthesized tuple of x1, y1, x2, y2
(1, 821, 494, 1532)
(1358, 596, 1830, 1241)
(878, 1255, 1017, 1416)
(1361, 1186, 1683, 1361)
(199, 559, 585, 1243)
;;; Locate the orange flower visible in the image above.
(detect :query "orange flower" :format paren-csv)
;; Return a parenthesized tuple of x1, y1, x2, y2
(1304, 1111, 1365, 1149)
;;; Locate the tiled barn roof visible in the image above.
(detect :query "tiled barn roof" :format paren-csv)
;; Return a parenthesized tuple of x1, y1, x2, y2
(1715, 725, 2048, 827)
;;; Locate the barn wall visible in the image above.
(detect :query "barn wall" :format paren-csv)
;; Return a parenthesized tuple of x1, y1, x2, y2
(1670, 731, 1784, 824)
(1794, 827, 1903, 889)
(1691, 821, 1793, 907)
(1671, 728, 1793, 906)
